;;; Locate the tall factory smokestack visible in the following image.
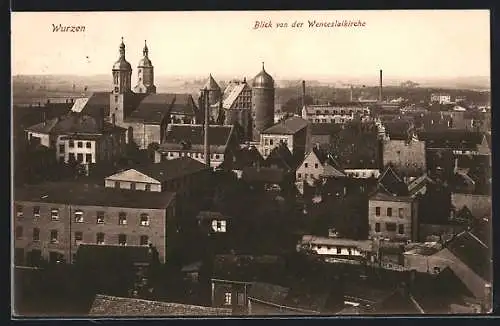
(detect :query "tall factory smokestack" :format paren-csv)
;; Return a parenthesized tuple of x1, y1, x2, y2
(379, 69, 383, 103)
(203, 88, 211, 167)
(301, 80, 306, 115)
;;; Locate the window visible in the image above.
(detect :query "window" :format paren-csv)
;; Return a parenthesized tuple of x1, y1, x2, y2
(212, 220, 227, 232)
(77, 153, 83, 162)
(69, 140, 74, 148)
(51, 208, 59, 221)
(387, 208, 392, 217)
(305, 163, 308, 168)
(375, 207, 381, 216)
(215, 154, 220, 160)
(77, 141, 83, 148)
(114, 181, 120, 189)
(297, 173, 302, 179)
(336, 247, 341, 254)
(375, 223, 381, 232)
(131, 182, 136, 190)
(315, 163, 319, 169)
(224, 292, 232, 305)
(140, 235, 149, 246)
(140, 213, 150, 226)
(118, 234, 127, 246)
(33, 228, 40, 241)
(96, 232, 105, 245)
(269, 139, 274, 146)
(75, 231, 83, 244)
(398, 208, 404, 218)
(85, 154, 92, 163)
(75, 210, 84, 223)
(16, 226, 23, 239)
(169, 152, 173, 157)
(16, 205, 23, 218)
(119, 212, 127, 225)
(398, 224, 405, 234)
(96, 211, 105, 224)
(50, 230, 58, 243)
(69, 153, 76, 162)
(86, 142, 91, 148)
(59, 144, 65, 153)
(33, 206, 40, 218)
(145, 184, 151, 191)
(386, 223, 397, 232)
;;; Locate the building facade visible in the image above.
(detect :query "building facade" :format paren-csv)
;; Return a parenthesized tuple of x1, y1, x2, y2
(302, 103, 370, 124)
(259, 116, 310, 160)
(14, 182, 176, 265)
(368, 190, 419, 242)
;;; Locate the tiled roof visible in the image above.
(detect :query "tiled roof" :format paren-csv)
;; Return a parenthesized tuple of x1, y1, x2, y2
(127, 93, 175, 124)
(88, 295, 232, 316)
(77, 92, 111, 117)
(71, 97, 90, 113)
(26, 113, 126, 135)
(25, 117, 60, 133)
(384, 120, 413, 140)
(229, 146, 264, 170)
(164, 124, 234, 146)
(170, 93, 198, 116)
(446, 231, 491, 281)
(222, 83, 248, 109)
(263, 116, 309, 135)
(419, 130, 485, 150)
(377, 166, 409, 196)
(14, 182, 175, 209)
(369, 190, 414, 203)
(203, 74, 221, 91)
(131, 157, 208, 183)
(407, 174, 435, 197)
(265, 144, 298, 171)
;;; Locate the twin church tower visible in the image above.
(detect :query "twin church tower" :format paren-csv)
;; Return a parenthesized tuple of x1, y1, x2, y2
(110, 37, 275, 141)
(112, 37, 156, 95)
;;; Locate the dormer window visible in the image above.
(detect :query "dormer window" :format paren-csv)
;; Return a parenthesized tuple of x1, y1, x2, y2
(212, 220, 227, 233)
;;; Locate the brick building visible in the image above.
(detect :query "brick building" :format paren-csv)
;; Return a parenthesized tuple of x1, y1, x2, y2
(13, 182, 176, 265)
(220, 79, 253, 140)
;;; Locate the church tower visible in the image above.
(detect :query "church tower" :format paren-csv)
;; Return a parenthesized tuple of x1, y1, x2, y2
(134, 40, 156, 94)
(112, 37, 132, 94)
(110, 37, 132, 129)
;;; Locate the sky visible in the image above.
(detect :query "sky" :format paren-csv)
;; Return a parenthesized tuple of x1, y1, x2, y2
(11, 10, 491, 80)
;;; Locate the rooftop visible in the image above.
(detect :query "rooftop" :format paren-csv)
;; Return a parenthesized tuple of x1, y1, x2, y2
(163, 124, 235, 147)
(445, 231, 491, 282)
(263, 116, 309, 135)
(15, 181, 176, 209)
(106, 157, 208, 183)
(88, 295, 232, 316)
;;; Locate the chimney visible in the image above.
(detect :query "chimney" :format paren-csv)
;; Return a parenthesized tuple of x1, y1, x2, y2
(350, 85, 353, 102)
(42, 108, 47, 126)
(454, 157, 459, 173)
(203, 88, 211, 167)
(301, 80, 306, 114)
(112, 113, 116, 127)
(379, 69, 383, 102)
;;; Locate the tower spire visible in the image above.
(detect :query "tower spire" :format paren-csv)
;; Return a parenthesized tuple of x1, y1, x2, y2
(119, 37, 125, 58)
(143, 40, 149, 57)
(262, 62, 265, 71)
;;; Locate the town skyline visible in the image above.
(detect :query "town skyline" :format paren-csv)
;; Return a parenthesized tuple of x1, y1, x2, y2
(12, 10, 490, 79)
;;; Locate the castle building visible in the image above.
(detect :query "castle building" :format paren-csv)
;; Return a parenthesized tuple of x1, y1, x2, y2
(251, 63, 275, 142)
(198, 74, 223, 124)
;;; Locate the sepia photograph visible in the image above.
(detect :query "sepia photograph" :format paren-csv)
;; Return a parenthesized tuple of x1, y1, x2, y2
(11, 10, 492, 317)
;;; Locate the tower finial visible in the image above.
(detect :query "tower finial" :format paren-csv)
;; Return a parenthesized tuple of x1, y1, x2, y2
(121, 36, 124, 43)
(262, 62, 265, 70)
(143, 40, 149, 56)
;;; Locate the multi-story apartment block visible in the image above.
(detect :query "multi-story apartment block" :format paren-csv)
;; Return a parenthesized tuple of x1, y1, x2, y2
(430, 93, 451, 104)
(13, 182, 176, 266)
(301, 103, 370, 124)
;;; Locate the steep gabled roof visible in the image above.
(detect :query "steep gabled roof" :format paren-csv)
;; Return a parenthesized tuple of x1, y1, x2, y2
(265, 144, 297, 171)
(164, 124, 234, 147)
(445, 231, 491, 282)
(127, 93, 175, 124)
(377, 166, 409, 196)
(75, 91, 111, 117)
(169, 93, 198, 116)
